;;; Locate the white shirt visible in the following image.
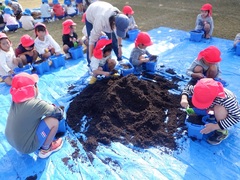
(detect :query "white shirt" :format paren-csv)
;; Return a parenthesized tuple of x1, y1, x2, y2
(90, 55, 111, 71)
(41, 3, 51, 18)
(0, 47, 17, 76)
(19, 15, 34, 30)
(34, 34, 61, 55)
(86, 1, 119, 45)
(3, 14, 18, 26)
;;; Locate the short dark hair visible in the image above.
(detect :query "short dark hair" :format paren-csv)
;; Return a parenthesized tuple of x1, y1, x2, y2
(103, 44, 112, 54)
(35, 25, 46, 32)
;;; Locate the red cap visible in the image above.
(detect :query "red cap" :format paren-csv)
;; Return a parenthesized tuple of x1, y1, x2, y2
(34, 22, 48, 35)
(192, 78, 226, 109)
(135, 32, 153, 47)
(62, 19, 76, 35)
(197, 46, 221, 63)
(0, 32, 8, 40)
(123, 5, 134, 15)
(82, 12, 86, 23)
(10, 73, 39, 103)
(20, 34, 34, 48)
(93, 38, 112, 59)
(201, 3, 212, 16)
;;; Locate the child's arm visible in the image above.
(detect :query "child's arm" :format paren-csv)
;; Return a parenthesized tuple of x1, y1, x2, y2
(47, 34, 62, 54)
(195, 14, 202, 31)
(186, 59, 204, 79)
(180, 84, 194, 108)
(0, 58, 13, 75)
(208, 17, 214, 36)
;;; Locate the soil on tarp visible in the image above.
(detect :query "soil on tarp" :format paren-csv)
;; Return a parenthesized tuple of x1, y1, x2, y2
(67, 74, 187, 154)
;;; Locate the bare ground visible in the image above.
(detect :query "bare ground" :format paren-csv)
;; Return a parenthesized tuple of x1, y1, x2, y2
(8, 0, 240, 49)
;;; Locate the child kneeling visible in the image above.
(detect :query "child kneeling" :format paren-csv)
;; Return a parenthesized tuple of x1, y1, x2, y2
(89, 36, 116, 84)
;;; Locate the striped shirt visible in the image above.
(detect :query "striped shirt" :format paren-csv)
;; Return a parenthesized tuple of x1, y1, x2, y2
(182, 85, 240, 129)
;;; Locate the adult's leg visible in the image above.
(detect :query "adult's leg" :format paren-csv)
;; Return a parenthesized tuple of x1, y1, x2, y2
(85, 19, 93, 66)
(105, 32, 122, 61)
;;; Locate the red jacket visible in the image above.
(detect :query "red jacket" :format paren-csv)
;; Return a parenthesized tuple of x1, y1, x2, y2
(53, 4, 65, 16)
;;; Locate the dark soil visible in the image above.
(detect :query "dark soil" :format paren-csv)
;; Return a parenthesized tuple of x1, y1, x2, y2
(186, 115, 205, 125)
(67, 73, 187, 154)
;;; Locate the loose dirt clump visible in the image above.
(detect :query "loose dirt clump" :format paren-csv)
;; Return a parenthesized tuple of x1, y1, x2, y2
(67, 74, 187, 153)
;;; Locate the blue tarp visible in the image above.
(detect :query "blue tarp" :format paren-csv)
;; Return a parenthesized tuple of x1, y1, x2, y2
(0, 27, 239, 179)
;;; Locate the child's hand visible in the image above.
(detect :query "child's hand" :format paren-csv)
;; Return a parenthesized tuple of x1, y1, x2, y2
(180, 98, 189, 108)
(55, 52, 60, 56)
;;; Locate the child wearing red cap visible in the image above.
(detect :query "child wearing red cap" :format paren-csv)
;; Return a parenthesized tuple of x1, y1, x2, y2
(5, 72, 64, 158)
(122, 5, 138, 38)
(34, 23, 61, 60)
(195, 3, 214, 39)
(129, 32, 154, 73)
(52, 0, 66, 20)
(0, 32, 23, 85)
(180, 78, 240, 145)
(89, 36, 116, 84)
(186, 46, 221, 85)
(62, 19, 82, 59)
(15, 34, 38, 65)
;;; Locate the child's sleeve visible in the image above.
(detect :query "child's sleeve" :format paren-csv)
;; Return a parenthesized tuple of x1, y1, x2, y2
(48, 34, 61, 53)
(186, 59, 198, 77)
(195, 14, 202, 31)
(209, 17, 214, 36)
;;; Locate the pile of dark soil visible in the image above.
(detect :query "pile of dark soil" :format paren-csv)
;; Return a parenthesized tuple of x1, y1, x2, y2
(67, 74, 187, 153)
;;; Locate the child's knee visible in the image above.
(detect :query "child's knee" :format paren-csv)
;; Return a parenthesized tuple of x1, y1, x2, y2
(193, 65, 204, 73)
(214, 105, 228, 122)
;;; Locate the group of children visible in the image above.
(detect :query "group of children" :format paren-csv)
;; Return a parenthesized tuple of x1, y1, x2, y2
(0, 18, 84, 86)
(1, 1, 240, 160)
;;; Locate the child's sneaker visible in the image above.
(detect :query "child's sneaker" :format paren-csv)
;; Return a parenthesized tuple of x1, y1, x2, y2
(38, 138, 63, 158)
(207, 129, 228, 145)
(89, 76, 97, 84)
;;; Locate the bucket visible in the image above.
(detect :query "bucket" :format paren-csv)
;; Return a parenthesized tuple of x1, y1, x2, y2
(185, 115, 205, 139)
(120, 62, 134, 76)
(236, 43, 240, 56)
(68, 46, 84, 60)
(14, 64, 33, 75)
(189, 30, 204, 42)
(145, 61, 156, 73)
(50, 54, 65, 68)
(128, 29, 140, 41)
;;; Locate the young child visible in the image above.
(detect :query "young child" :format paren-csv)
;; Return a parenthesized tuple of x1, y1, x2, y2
(64, 0, 77, 17)
(76, 0, 84, 15)
(180, 78, 240, 145)
(129, 32, 153, 73)
(122, 5, 138, 38)
(5, 0, 23, 20)
(89, 36, 116, 84)
(34, 23, 61, 60)
(0, 32, 23, 85)
(195, 3, 214, 39)
(0, 11, 5, 32)
(19, 8, 35, 31)
(52, 0, 66, 20)
(40, 0, 54, 22)
(62, 19, 82, 59)
(0, 1, 6, 12)
(233, 33, 240, 47)
(5, 72, 64, 158)
(186, 46, 221, 85)
(3, 7, 18, 32)
(15, 34, 38, 65)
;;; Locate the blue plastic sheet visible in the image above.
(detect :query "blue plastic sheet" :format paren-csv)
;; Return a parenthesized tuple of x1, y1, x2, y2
(0, 27, 239, 179)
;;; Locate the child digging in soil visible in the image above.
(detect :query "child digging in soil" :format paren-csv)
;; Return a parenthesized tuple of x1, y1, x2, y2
(195, 3, 214, 39)
(186, 46, 221, 85)
(5, 72, 64, 158)
(180, 78, 240, 145)
(0, 32, 23, 85)
(89, 36, 116, 84)
(129, 32, 156, 74)
(62, 19, 82, 59)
